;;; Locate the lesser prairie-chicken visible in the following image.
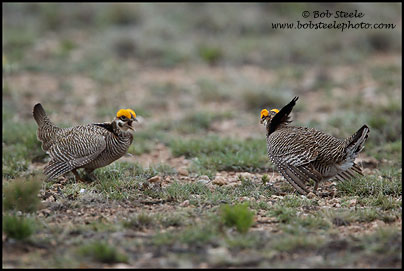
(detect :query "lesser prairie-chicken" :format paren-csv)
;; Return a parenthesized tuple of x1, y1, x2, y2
(33, 104, 137, 182)
(260, 96, 369, 194)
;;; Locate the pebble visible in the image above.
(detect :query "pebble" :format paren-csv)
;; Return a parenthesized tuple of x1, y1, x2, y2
(212, 176, 227, 186)
(180, 200, 190, 207)
(148, 175, 162, 183)
(164, 176, 171, 182)
(178, 168, 189, 176)
(197, 175, 211, 184)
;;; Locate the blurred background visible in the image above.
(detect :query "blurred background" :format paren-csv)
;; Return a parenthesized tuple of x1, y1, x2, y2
(3, 3, 402, 177)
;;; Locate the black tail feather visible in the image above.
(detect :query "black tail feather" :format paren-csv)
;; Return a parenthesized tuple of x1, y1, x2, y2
(346, 125, 370, 153)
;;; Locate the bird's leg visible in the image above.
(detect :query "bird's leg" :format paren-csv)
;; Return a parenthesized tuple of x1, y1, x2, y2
(83, 169, 97, 183)
(312, 181, 319, 195)
(72, 169, 86, 183)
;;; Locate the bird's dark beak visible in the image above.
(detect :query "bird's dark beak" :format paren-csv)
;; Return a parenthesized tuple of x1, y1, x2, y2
(127, 118, 138, 131)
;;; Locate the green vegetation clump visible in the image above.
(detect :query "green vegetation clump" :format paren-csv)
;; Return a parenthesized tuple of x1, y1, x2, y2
(261, 174, 269, 185)
(220, 203, 254, 234)
(78, 241, 128, 264)
(197, 45, 223, 65)
(3, 177, 42, 213)
(3, 215, 36, 241)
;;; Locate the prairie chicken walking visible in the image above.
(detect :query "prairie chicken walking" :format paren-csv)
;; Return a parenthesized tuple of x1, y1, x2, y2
(260, 97, 369, 195)
(33, 104, 137, 182)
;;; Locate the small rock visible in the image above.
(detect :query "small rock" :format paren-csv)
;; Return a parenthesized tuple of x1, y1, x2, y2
(180, 200, 190, 207)
(178, 168, 189, 176)
(213, 176, 227, 186)
(79, 188, 86, 193)
(148, 175, 162, 183)
(197, 175, 210, 184)
(164, 176, 171, 182)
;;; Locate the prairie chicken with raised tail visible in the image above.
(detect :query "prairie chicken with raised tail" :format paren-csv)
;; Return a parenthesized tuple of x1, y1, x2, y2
(260, 97, 369, 195)
(33, 103, 137, 182)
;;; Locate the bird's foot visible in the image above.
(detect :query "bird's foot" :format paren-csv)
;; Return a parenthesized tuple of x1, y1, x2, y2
(72, 169, 89, 183)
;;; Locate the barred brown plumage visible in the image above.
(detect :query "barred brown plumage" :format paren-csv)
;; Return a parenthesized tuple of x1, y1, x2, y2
(261, 97, 370, 195)
(33, 103, 138, 182)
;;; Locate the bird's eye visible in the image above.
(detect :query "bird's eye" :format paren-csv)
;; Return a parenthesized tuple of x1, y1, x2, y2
(120, 116, 127, 121)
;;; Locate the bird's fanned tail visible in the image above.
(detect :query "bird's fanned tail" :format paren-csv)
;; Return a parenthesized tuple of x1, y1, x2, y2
(345, 125, 370, 157)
